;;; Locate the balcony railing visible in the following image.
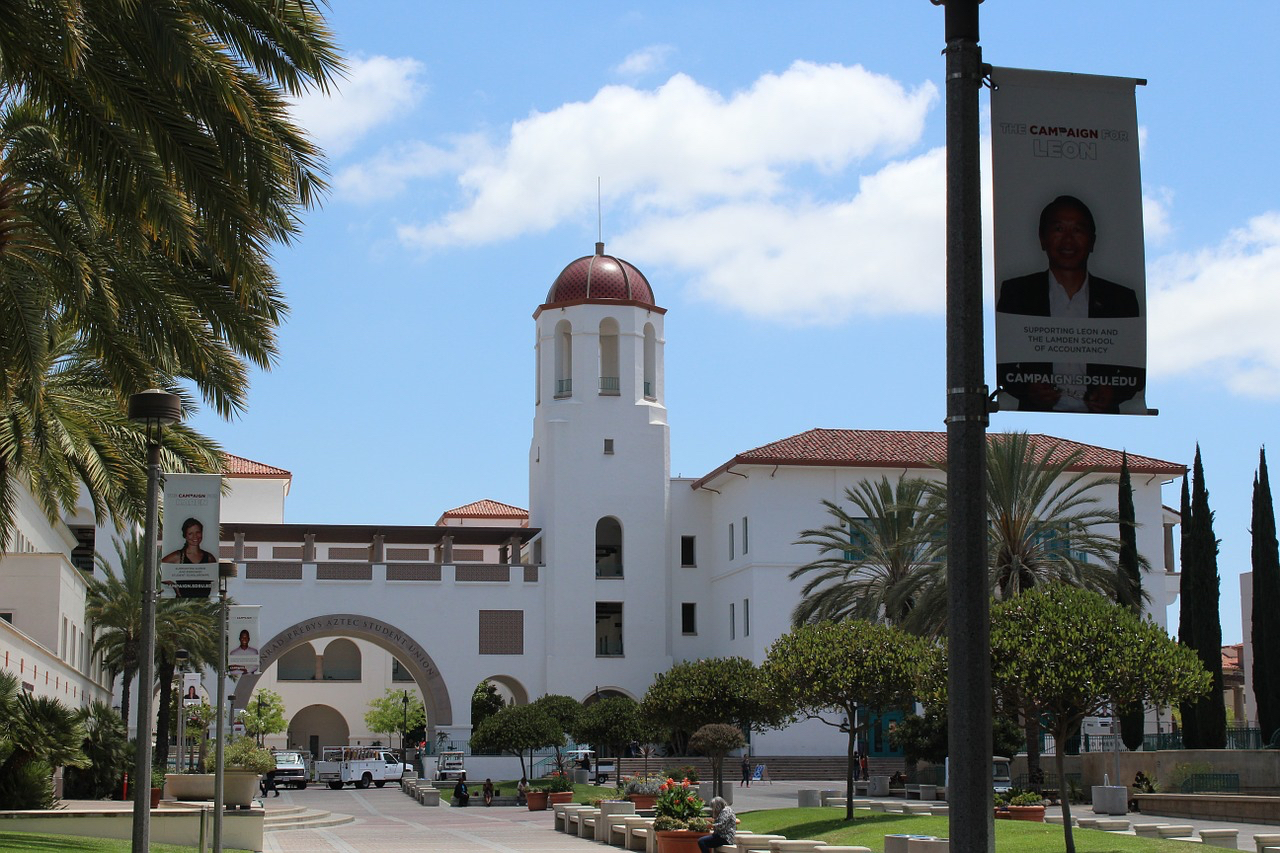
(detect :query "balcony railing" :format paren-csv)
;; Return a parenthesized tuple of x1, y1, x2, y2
(599, 376, 620, 394)
(555, 378, 572, 398)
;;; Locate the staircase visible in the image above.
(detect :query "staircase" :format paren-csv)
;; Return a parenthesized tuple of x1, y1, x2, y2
(615, 755, 905, 782)
(263, 804, 356, 832)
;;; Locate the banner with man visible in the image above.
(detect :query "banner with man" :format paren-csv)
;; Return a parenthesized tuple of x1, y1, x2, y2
(991, 67, 1149, 415)
(161, 473, 222, 598)
(228, 605, 262, 677)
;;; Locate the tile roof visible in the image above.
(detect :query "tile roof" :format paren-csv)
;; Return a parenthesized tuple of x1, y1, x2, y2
(222, 453, 291, 478)
(691, 428, 1185, 490)
(437, 499, 530, 522)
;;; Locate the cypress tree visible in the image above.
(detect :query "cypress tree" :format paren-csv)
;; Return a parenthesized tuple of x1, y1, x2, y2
(1179, 445, 1227, 748)
(1117, 452, 1145, 750)
(1251, 448, 1280, 742)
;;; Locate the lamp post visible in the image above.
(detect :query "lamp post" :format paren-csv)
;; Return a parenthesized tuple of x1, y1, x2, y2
(213, 560, 236, 853)
(175, 649, 189, 774)
(127, 389, 181, 853)
(401, 691, 409, 765)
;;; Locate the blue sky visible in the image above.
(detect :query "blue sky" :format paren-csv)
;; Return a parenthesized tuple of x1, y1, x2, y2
(188, 2, 1280, 645)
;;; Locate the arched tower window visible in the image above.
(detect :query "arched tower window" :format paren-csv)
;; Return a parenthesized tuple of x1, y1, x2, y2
(595, 517, 623, 578)
(643, 323, 656, 400)
(599, 318, 620, 395)
(554, 319, 573, 398)
(320, 638, 362, 681)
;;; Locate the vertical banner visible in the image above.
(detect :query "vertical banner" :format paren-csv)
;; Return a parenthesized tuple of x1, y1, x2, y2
(182, 672, 203, 706)
(991, 67, 1149, 415)
(161, 473, 222, 598)
(228, 605, 262, 676)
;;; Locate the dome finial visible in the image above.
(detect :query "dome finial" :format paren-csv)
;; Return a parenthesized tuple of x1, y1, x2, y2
(595, 241, 604, 256)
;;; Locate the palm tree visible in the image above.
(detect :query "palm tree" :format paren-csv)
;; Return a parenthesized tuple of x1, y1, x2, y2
(790, 475, 944, 631)
(86, 536, 148, 727)
(153, 595, 220, 769)
(0, 670, 88, 807)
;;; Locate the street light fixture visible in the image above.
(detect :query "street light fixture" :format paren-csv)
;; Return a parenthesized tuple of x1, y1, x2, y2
(213, 560, 236, 853)
(127, 389, 180, 853)
(401, 691, 409, 765)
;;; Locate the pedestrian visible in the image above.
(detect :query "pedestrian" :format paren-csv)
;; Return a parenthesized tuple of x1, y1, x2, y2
(260, 768, 280, 798)
(853, 750, 861, 781)
(697, 796, 736, 852)
(483, 777, 494, 806)
(453, 772, 469, 807)
(860, 753, 868, 781)
(740, 754, 751, 788)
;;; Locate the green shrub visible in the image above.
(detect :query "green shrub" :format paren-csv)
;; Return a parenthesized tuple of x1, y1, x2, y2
(663, 764, 699, 783)
(223, 739, 275, 773)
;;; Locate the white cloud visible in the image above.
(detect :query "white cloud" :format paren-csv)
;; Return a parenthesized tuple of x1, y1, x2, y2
(614, 45, 674, 77)
(1143, 188, 1174, 246)
(1148, 212, 1280, 396)
(336, 135, 491, 204)
(289, 55, 426, 157)
(395, 61, 937, 250)
(621, 148, 946, 325)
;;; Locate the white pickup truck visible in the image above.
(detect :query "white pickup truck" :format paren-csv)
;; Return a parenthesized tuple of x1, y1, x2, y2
(311, 747, 405, 789)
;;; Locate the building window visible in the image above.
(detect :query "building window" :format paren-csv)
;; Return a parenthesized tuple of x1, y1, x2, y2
(596, 603, 623, 656)
(391, 658, 414, 682)
(744, 599, 750, 637)
(555, 319, 573, 398)
(596, 517, 623, 578)
(680, 536, 697, 567)
(643, 323, 657, 400)
(729, 602, 736, 639)
(742, 517, 749, 555)
(844, 518, 872, 560)
(604, 438, 615, 455)
(729, 523, 735, 560)
(681, 603, 697, 635)
(599, 318, 620, 395)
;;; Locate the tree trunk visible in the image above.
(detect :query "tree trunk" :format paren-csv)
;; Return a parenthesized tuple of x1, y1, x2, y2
(1056, 734, 1075, 853)
(1022, 708, 1042, 792)
(154, 655, 176, 769)
(846, 721, 855, 820)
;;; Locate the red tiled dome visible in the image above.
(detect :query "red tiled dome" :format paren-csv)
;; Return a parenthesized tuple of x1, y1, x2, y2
(545, 243, 655, 307)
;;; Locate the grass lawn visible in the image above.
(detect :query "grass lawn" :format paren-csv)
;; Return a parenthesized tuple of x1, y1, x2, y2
(0, 830, 251, 852)
(738, 808, 1200, 853)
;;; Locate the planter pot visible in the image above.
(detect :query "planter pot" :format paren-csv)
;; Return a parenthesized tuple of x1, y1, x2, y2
(164, 771, 261, 807)
(994, 808, 1012, 820)
(627, 794, 658, 809)
(548, 790, 574, 805)
(656, 829, 705, 853)
(526, 790, 549, 811)
(150, 787, 162, 809)
(1009, 805, 1045, 822)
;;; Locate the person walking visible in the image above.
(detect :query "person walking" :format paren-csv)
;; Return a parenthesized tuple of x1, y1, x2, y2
(740, 755, 751, 788)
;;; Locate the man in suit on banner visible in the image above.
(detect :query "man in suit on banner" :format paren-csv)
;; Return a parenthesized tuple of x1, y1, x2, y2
(997, 195, 1143, 413)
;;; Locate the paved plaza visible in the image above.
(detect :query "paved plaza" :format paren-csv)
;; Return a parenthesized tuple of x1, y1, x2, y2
(253, 781, 1277, 852)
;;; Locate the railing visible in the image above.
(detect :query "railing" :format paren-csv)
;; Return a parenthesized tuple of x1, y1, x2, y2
(1180, 773, 1239, 794)
(1045, 724, 1265, 753)
(555, 379, 572, 397)
(595, 563, 623, 578)
(643, 381, 653, 398)
(910, 766, 946, 786)
(599, 376, 619, 393)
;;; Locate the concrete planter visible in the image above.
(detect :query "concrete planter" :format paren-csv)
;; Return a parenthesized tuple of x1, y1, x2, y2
(1092, 785, 1128, 815)
(164, 771, 261, 806)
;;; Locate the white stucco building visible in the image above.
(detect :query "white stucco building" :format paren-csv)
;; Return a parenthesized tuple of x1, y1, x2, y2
(213, 243, 1185, 762)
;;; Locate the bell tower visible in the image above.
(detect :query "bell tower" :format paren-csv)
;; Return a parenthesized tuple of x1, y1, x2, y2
(529, 242, 672, 694)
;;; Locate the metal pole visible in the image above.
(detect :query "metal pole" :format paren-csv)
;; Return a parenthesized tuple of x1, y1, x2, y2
(940, 2, 993, 852)
(131, 436, 162, 853)
(178, 687, 186, 775)
(213, 578, 228, 853)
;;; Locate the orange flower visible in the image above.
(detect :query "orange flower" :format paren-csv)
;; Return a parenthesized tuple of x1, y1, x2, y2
(681, 779, 690, 788)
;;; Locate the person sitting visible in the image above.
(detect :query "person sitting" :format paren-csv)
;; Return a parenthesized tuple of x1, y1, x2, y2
(698, 796, 736, 852)
(453, 773, 469, 807)
(482, 778, 494, 806)
(516, 777, 529, 805)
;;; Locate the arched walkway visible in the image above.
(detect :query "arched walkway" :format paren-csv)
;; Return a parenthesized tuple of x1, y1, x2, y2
(232, 614, 453, 744)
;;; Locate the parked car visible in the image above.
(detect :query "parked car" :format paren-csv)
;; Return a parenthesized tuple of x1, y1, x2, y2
(271, 750, 308, 789)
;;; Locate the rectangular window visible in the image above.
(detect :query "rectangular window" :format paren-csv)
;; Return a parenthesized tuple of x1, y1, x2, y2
(742, 517, 749, 555)
(604, 438, 614, 455)
(596, 602, 624, 656)
(844, 518, 872, 560)
(680, 536, 697, 567)
(729, 523, 735, 560)
(681, 603, 697, 635)
(744, 599, 750, 637)
(729, 602, 736, 640)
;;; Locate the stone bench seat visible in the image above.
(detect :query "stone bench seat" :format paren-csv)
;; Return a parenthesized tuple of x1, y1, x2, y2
(623, 816, 655, 852)
(928, 805, 949, 817)
(814, 847, 874, 853)
(1254, 834, 1280, 853)
(721, 832, 784, 852)
(1132, 823, 1164, 837)
(1157, 825, 1196, 838)
(553, 803, 588, 832)
(769, 841, 826, 852)
(1198, 829, 1238, 849)
(1093, 819, 1130, 832)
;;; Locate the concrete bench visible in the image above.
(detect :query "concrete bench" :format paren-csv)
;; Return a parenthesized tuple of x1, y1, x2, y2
(814, 847, 874, 853)
(769, 841, 825, 852)
(819, 790, 843, 807)
(1133, 823, 1164, 837)
(1255, 834, 1280, 853)
(1075, 817, 1101, 829)
(852, 781, 870, 796)
(1157, 825, 1196, 838)
(1093, 819, 1130, 832)
(721, 833, 784, 852)
(867, 801, 888, 812)
(1199, 829, 1239, 849)
(827, 797, 847, 809)
(884, 836, 944, 853)
(904, 784, 937, 800)
(553, 803, 588, 832)
(576, 807, 600, 838)
(597, 801, 636, 842)
(414, 787, 440, 806)
(623, 816, 655, 852)
(928, 805, 949, 817)
(903, 802, 935, 815)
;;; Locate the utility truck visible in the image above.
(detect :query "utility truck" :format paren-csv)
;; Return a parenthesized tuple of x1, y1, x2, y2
(311, 747, 405, 789)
